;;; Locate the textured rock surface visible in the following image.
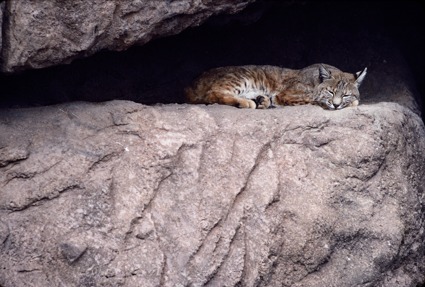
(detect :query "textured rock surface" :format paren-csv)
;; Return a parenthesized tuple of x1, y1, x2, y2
(0, 0, 254, 72)
(0, 2, 4, 52)
(0, 101, 424, 286)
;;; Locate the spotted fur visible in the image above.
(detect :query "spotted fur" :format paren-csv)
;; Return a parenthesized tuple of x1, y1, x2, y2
(185, 64, 367, 110)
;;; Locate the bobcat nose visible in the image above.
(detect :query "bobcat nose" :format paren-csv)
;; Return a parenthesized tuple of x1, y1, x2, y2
(333, 97, 342, 109)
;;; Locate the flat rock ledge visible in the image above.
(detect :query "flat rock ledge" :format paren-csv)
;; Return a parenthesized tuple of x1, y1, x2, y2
(0, 101, 424, 287)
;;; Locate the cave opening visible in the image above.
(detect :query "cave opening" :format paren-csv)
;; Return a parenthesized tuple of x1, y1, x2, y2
(0, 0, 423, 120)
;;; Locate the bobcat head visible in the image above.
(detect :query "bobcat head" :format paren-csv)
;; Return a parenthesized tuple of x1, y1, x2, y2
(314, 65, 367, 110)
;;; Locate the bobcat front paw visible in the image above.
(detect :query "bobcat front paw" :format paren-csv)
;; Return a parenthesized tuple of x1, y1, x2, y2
(255, 96, 271, 109)
(238, 99, 257, 109)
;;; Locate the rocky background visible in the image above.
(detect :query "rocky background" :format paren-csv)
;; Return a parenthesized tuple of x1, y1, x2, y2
(0, 0, 424, 286)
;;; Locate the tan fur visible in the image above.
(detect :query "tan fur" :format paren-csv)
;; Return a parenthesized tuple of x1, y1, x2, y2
(185, 64, 367, 110)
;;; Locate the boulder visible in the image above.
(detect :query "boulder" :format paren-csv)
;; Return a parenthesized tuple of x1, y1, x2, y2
(0, 2, 4, 52)
(0, 0, 254, 72)
(0, 101, 424, 286)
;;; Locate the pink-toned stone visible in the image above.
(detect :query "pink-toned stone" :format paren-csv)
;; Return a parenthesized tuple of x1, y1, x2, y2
(0, 0, 254, 72)
(0, 101, 424, 286)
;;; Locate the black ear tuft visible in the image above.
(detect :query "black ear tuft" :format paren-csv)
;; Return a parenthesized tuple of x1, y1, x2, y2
(319, 65, 332, 82)
(355, 67, 367, 87)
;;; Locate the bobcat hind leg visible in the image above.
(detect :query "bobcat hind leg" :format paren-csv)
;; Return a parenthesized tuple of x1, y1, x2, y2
(206, 91, 256, 109)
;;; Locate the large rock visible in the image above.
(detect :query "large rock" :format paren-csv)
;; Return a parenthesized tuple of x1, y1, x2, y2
(0, 2, 4, 52)
(0, 0, 254, 72)
(0, 101, 424, 286)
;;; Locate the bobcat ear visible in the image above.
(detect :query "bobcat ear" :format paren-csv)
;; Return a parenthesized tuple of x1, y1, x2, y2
(355, 67, 367, 87)
(319, 65, 332, 82)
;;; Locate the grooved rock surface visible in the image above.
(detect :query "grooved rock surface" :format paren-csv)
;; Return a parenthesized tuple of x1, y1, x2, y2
(0, 101, 424, 286)
(0, 0, 254, 72)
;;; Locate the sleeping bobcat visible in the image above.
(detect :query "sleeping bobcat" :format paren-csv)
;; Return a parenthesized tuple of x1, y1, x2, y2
(185, 64, 367, 110)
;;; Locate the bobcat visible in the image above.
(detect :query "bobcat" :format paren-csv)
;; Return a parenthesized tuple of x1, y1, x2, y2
(185, 64, 367, 110)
